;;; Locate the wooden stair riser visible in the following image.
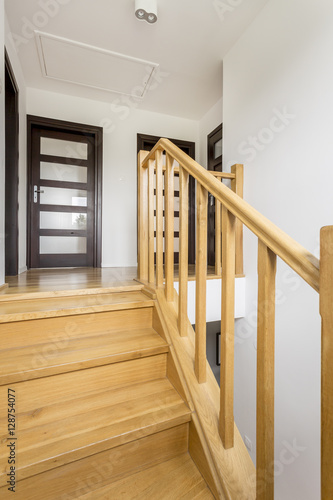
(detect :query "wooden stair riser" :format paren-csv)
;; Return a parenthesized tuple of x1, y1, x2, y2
(0, 425, 189, 500)
(0, 355, 168, 415)
(0, 291, 154, 324)
(0, 305, 170, 385)
(0, 360, 193, 486)
(0, 307, 154, 350)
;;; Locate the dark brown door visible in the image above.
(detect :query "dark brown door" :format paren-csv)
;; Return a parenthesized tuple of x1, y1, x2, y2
(137, 134, 196, 265)
(207, 124, 222, 267)
(28, 118, 103, 268)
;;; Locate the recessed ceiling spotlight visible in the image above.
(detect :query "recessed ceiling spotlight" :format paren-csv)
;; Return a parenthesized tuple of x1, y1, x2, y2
(135, 0, 158, 24)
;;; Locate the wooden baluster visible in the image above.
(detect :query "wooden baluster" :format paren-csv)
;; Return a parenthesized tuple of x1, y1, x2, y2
(215, 186, 222, 276)
(195, 182, 208, 383)
(231, 164, 244, 276)
(256, 240, 276, 500)
(165, 154, 175, 301)
(137, 151, 149, 281)
(155, 150, 164, 287)
(219, 206, 236, 449)
(148, 158, 155, 284)
(320, 226, 333, 500)
(178, 166, 189, 336)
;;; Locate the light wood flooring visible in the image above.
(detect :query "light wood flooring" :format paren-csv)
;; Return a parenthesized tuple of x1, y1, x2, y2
(3, 265, 222, 296)
(3, 267, 138, 295)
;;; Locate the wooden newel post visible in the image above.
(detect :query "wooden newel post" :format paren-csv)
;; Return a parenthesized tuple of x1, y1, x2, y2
(138, 151, 149, 281)
(231, 164, 244, 276)
(320, 226, 333, 499)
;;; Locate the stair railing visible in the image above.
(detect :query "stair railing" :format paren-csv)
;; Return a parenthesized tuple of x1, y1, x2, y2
(137, 138, 331, 499)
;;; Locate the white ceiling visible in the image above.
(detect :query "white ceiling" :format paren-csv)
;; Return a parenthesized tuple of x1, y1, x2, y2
(5, 0, 268, 119)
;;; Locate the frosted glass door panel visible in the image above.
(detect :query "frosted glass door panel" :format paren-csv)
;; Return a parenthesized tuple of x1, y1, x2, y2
(40, 187, 87, 206)
(40, 162, 87, 183)
(41, 137, 88, 159)
(40, 236, 87, 254)
(40, 212, 87, 230)
(214, 139, 222, 159)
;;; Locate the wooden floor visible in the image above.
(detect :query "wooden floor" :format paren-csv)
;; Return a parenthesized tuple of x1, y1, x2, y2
(2, 265, 221, 296)
(3, 267, 138, 295)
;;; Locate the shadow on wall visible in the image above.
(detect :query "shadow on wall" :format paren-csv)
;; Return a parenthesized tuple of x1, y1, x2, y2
(193, 321, 221, 384)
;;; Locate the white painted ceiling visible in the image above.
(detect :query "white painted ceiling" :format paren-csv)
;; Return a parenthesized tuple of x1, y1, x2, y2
(5, 0, 268, 119)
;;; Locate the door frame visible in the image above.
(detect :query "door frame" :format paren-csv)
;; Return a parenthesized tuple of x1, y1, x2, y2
(27, 115, 103, 268)
(207, 123, 223, 266)
(137, 133, 196, 265)
(5, 50, 19, 277)
(207, 123, 223, 171)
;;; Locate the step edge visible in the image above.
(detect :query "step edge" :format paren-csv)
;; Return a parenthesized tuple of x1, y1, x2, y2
(0, 285, 144, 303)
(0, 411, 192, 487)
(0, 346, 170, 386)
(0, 299, 155, 324)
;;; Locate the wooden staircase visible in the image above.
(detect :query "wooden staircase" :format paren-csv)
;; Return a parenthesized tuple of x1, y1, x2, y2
(0, 287, 215, 499)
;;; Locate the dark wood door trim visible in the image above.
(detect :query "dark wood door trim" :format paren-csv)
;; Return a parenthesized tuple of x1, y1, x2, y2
(207, 123, 223, 266)
(27, 115, 103, 268)
(5, 50, 19, 277)
(137, 133, 196, 265)
(207, 123, 223, 171)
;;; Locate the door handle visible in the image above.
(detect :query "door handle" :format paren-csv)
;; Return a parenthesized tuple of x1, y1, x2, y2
(34, 185, 44, 203)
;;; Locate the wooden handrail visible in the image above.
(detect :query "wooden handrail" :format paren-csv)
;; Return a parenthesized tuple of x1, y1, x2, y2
(209, 171, 236, 179)
(152, 165, 235, 180)
(137, 138, 330, 499)
(142, 138, 319, 292)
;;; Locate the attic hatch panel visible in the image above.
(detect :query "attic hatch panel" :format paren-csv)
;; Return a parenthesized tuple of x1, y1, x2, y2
(35, 32, 159, 98)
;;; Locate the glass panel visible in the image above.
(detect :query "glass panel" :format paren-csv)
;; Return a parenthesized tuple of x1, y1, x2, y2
(40, 236, 87, 254)
(40, 187, 87, 207)
(40, 212, 87, 230)
(41, 137, 88, 160)
(40, 162, 87, 183)
(214, 138, 222, 159)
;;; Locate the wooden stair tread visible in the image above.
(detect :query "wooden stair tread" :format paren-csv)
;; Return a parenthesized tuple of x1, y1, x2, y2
(0, 327, 169, 384)
(77, 454, 215, 499)
(0, 284, 143, 301)
(0, 425, 190, 499)
(0, 377, 191, 485)
(0, 290, 154, 323)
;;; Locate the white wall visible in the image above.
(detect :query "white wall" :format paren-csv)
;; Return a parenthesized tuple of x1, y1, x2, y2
(0, 0, 5, 285)
(5, 16, 27, 274)
(174, 277, 245, 323)
(198, 97, 223, 168)
(223, 1, 333, 498)
(27, 88, 199, 267)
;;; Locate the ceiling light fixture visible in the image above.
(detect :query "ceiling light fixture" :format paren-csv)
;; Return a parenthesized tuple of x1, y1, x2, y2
(135, 0, 158, 24)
